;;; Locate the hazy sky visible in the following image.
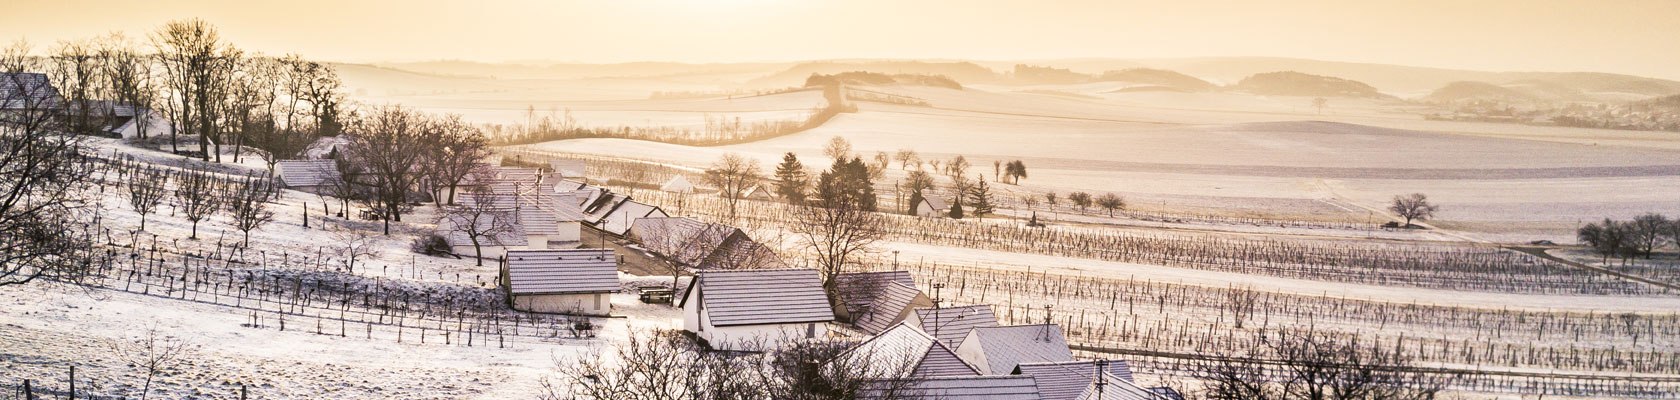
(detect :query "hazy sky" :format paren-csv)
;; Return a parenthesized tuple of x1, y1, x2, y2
(5, 0, 1677, 79)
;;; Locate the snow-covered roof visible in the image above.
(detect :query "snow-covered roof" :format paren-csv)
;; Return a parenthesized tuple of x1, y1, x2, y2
(630, 217, 735, 264)
(742, 184, 774, 200)
(835, 271, 917, 315)
(0, 72, 60, 109)
(835, 322, 979, 379)
(923, 195, 949, 212)
(913, 305, 1000, 348)
(1014, 361, 1148, 400)
(660, 175, 695, 193)
(854, 281, 925, 334)
(504, 249, 618, 295)
(544, 192, 587, 222)
(438, 211, 526, 248)
(600, 200, 665, 236)
(274, 160, 340, 188)
(548, 159, 586, 178)
(958, 324, 1075, 375)
(859, 375, 1043, 400)
(680, 268, 834, 327)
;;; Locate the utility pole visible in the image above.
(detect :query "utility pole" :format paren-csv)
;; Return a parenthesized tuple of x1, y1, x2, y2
(1095, 359, 1108, 399)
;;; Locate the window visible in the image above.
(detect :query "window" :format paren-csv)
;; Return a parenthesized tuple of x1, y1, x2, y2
(806, 323, 816, 338)
(594, 293, 603, 310)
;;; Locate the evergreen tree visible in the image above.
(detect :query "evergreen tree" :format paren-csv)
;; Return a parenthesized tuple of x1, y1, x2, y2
(773, 152, 809, 204)
(814, 157, 877, 212)
(948, 198, 964, 219)
(967, 174, 995, 220)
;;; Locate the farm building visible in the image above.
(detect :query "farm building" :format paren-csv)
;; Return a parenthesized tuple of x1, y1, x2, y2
(914, 196, 949, 218)
(274, 160, 341, 194)
(832, 271, 933, 334)
(548, 159, 586, 179)
(660, 175, 696, 193)
(1012, 360, 1155, 400)
(955, 324, 1075, 375)
(907, 305, 1001, 348)
(70, 101, 175, 139)
(629, 217, 784, 269)
(741, 184, 775, 201)
(0, 72, 61, 115)
(831, 322, 979, 379)
(502, 248, 619, 316)
(857, 375, 1043, 400)
(679, 268, 834, 351)
(439, 213, 528, 260)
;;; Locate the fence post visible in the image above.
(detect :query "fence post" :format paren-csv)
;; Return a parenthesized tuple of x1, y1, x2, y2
(68, 364, 75, 400)
(22, 379, 32, 400)
(241, 383, 248, 400)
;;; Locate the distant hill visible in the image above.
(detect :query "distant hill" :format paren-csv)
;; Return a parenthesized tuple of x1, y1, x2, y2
(1232, 71, 1386, 98)
(1094, 68, 1217, 92)
(1425, 81, 1538, 103)
(804, 71, 963, 90)
(375, 60, 791, 80)
(747, 61, 1001, 88)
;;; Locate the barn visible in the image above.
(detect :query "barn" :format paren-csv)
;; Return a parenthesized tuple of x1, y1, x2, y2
(914, 196, 949, 218)
(680, 268, 834, 351)
(502, 248, 619, 316)
(274, 160, 341, 194)
(832, 271, 933, 334)
(660, 175, 696, 193)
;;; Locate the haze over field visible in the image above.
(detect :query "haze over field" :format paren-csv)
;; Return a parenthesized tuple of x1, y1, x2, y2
(7, 2, 1680, 399)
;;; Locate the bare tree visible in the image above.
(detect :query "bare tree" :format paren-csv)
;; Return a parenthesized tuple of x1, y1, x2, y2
(1579, 219, 1632, 264)
(48, 38, 104, 136)
(823, 135, 852, 161)
(1068, 191, 1092, 214)
(126, 166, 170, 231)
(1096, 192, 1125, 217)
(944, 155, 969, 180)
(795, 161, 884, 298)
(332, 229, 382, 273)
(98, 33, 159, 140)
(343, 105, 437, 234)
(226, 175, 274, 247)
(1004, 160, 1028, 184)
(1, 43, 99, 287)
(109, 326, 196, 400)
(173, 168, 223, 239)
(894, 148, 919, 170)
(441, 184, 514, 266)
(426, 114, 488, 205)
(1044, 191, 1058, 211)
(1389, 193, 1438, 228)
(151, 18, 242, 160)
(1627, 213, 1669, 259)
(703, 153, 764, 221)
(1192, 329, 1452, 400)
(1225, 285, 1260, 329)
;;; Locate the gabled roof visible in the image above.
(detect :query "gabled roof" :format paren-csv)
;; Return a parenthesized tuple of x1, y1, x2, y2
(859, 375, 1043, 400)
(274, 160, 340, 188)
(630, 217, 738, 265)
(854, 281, 925, 334)
(834, 271, 917, 316)
(660, 175, 695, 193)
(836, 323, 979, 379)
(1014, 361, 1146, 400)
(544, 192, 587, 222)
(680, 268, 834, 327)
(438, 211, 526, 248)
(548, 159, 586, 178)
(600, 201, 665, 236)
(0, 72, 61, 109)
(923, 195, 949, 212)
(959, 324, 1075, 375)
(742, 184, 774, 200)
(504, 249, 618, 295)
(913, 305, 1000, 348)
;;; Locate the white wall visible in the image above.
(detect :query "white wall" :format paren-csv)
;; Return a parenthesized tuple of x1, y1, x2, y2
(953, 332, 993, 374)
(682, 284, 828, 351)
(513, 293, 610, 316)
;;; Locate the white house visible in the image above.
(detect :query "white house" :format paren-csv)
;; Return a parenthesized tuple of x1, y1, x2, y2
(503, 248, 619, 316)
(680, 268, 835, 351)
(914, 196, 949, 218)
(274, 160, 341, 194)
(741, 184, 775, 201)
(598, 200, 667, 237)
(857, 375, 1043, 400)
(831, 322, 979, 379)
(954, 324, 1075, 375)
(660, 175, 696, 193)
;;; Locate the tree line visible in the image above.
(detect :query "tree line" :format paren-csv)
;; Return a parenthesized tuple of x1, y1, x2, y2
(1578, 213, 1680, 263)
(4, 18, 347, 166)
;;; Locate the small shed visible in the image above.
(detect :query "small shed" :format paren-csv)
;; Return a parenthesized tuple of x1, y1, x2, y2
(274, 160, 341, 194)
(680, 268, 834, 351)
(599, 200, 668, 236)
(741, 184, 775, 201)
(915, 196, 949, 218)
(955, 324, 1075, 375)
(630, 217, 784, 270)
(660, 175, 696, 193)
(503, 248, 619, 316)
